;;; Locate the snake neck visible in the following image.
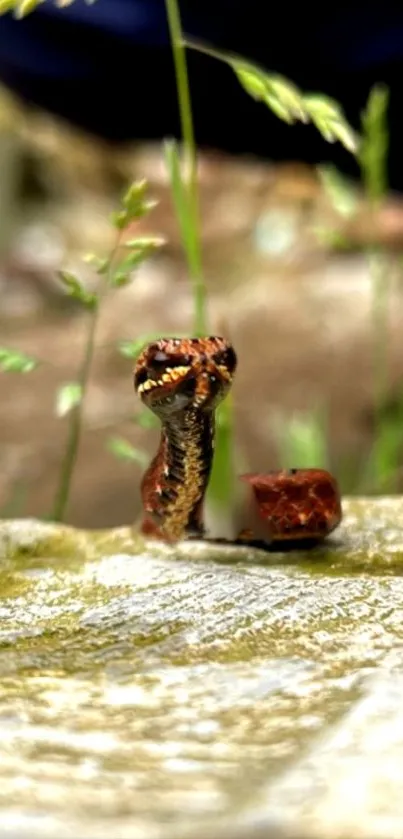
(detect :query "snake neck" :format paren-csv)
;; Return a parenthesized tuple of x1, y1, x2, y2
(141, 408, 215, 541)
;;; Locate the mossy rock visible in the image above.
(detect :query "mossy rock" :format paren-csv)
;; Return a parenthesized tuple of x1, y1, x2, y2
(0, 497, 402, 838)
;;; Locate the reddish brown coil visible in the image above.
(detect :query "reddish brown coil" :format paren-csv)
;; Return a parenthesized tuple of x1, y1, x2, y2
(239, 468, 342, 542)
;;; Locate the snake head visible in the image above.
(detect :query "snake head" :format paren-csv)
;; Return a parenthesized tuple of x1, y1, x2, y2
(134, 336, 237, 416)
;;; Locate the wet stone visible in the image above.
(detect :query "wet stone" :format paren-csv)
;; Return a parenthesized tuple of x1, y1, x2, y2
(0, 497, 403, 838)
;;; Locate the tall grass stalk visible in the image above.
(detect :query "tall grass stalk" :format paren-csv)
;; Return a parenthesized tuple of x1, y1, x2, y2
(52, 231, 123, 522)
(164, 0, 206, 336)
(164, 0, 236, 528)
(277, 408, 329, 471)
(359, 86, 393, 491)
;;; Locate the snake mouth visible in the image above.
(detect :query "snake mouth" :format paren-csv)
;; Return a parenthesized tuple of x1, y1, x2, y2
(137, 365, 191, 394)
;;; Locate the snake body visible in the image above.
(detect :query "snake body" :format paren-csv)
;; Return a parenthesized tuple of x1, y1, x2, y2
(134, 337, 237, 541)
(134, 336, 341, 545)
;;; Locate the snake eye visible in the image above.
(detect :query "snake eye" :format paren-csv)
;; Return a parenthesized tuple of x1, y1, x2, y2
(134, 367, 148, 390)
(213, 345, 237, 375)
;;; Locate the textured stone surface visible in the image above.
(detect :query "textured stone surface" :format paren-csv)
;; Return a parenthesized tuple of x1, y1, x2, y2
(0, 497, 403, 838)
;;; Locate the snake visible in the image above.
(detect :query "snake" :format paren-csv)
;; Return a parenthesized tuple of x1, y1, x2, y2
(134, 336, 342, 545)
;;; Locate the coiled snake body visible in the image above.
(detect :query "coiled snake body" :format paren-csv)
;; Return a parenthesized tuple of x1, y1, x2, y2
(134, 337, 342, 545)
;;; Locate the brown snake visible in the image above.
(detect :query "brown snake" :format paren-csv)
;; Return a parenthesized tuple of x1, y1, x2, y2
(134, 337, 342, 545)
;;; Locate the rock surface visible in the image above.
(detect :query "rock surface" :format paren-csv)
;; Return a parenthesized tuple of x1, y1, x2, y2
(0, 498, 403, 838)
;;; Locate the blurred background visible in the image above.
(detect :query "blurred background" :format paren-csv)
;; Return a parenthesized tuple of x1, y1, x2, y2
(2, 0, 403, 528)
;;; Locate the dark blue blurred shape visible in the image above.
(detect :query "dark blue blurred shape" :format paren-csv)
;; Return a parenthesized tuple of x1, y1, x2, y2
(0, 0, 402, 187)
